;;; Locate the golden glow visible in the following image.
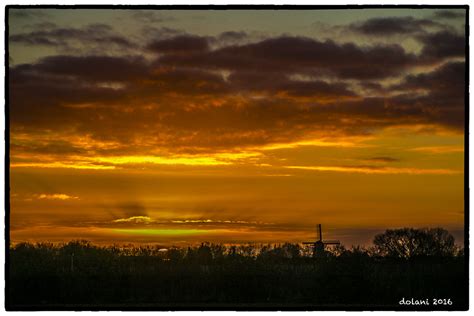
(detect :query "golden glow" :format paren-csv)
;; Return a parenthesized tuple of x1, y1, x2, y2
(11, 152, 263, 170)
(92, 155, 231, 166)
(258, 137, 371, 151)
(89, 152, 261, 167)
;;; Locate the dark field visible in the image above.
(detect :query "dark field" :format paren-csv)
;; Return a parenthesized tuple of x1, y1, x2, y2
(6, 228, 467, 311)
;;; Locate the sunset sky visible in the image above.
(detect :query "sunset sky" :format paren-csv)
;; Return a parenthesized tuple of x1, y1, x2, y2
(8, 7, 466, 246)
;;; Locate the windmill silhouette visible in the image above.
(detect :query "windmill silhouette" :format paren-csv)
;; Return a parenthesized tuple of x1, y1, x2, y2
(303, 224, 340, 257)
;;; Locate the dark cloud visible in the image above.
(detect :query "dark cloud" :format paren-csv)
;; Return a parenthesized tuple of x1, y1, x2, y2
(10, 33, 57, 46)
(10, 23, 134, 50)
(11, 140, 87, 156)
(272, 80, 356, 98)
(417, 31, 465, 61)
(7, 53, 358, 153)
(8, 28, 466, 158)
(9, 59, 465, 157)
(227, 70, 356, 98)
(147, 35, 210, 53)
(396, 61, 465, 93)
(13, 55, 150, 82)
(158, 36, 419, 80)
(9, 58, 132, 130)
(218, 31, 248, 42)
(346, 17, 464, 64)
(365, 157, 400, 163)
(350, 16, 439, 36)
(391, 62, 465, 129)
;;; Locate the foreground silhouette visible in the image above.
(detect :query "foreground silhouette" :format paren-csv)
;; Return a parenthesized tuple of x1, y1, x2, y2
(7, 228, 466, 310)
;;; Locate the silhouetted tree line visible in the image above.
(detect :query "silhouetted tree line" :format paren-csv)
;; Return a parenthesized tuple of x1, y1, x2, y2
(7, 228, 466, 309)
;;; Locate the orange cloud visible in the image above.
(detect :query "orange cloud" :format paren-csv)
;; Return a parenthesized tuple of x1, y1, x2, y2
(410, 145, 464, 154)
(113, 216, 152, 223)
(36, 194, 79, 200)
(11, 162, 116, 170)
(285, 165, 461, 175)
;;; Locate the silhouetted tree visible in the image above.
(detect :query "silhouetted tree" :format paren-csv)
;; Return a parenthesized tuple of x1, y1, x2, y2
(281, 243, 301, 259)
(373, 227, 456, 259)
(197, 243, 212, 264)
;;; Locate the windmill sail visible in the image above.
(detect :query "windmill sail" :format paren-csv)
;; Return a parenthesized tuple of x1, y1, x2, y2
(303, 224, 341, 257)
